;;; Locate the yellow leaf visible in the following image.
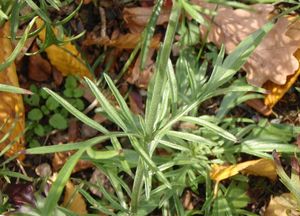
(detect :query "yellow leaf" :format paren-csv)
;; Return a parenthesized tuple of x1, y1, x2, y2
(35, 18, 92, 79)
(264, 193, 300, 216)
(264, 49, 300, 108)
(0, 22, 25, 160)
(62, 181, 87, 215)
(210, 158, 277, 182)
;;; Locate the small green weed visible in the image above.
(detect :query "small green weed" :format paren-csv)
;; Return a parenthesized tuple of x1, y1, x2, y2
(24, 76, 85, 147)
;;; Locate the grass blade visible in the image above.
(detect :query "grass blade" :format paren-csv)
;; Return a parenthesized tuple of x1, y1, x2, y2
(0, 16, 37, 71)
(180, 116, 237, 142)
(0, 84, 32, 94)
(140, 0, 164, 70)
(104, 73, 137, 131)
(43, 87, 108, 134)
(42, 148, 86, 215)
(26, 133, 128, 154)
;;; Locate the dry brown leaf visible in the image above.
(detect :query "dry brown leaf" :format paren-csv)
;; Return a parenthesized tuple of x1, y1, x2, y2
(35, 18, 92, 79)
(129, 91, 144, 115)
(125, 48, 155, 88)
(182, 190, 194, 210)
(28, 44, 52, 81)
(0, 22, 25, 160)
(264, 49, 300, 108)
(246, 98, 273, 116)
(52, 150, 93, 173)
(264, 193, 300, 216)
(210, 158, 277, 182)
(194, 1, 300, 87)
(62, 181, 87, 215)
(83, 33, 161, 49)
(76, 0, 91, 4)
(123, 7, 170, 33)
(52, 68, 64, 86)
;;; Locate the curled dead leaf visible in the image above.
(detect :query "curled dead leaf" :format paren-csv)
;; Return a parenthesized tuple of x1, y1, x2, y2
(211, 158, 276, 196)
(0, 22, 25, 160)
(210, 158, 277, 182)
(35, 18, 92, 79)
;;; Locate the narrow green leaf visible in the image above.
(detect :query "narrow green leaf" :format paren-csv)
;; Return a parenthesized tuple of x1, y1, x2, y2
(140, 0, 164, 70)
(43, 88, 108, 134)
(180, 116, 237, 142)
(104, 73, 137, 131)
(130, 136, 171, 188)
(182, 0, 207, 26)
(158, 139, 190, 152)
(79, 188, 117, 215)
(0, 170, 33, 181)
(0, 8, 8, 20)
(24, 0, 51, 23)
(167, 58, 178, 113)
(0, 84, 32, 94)
(86, 147, 120, 160)
(43, 148, 85, 215)
(26, 133, 128, 154)
(167, 130, 216, 145)
(84, 78, 127, 131)
(0, 16, 37, 71)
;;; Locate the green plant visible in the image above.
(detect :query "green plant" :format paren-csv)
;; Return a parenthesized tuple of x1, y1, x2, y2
(22, 2, 300, 215)
(2, 0, 300, 215)
(24, 76, 86, 147)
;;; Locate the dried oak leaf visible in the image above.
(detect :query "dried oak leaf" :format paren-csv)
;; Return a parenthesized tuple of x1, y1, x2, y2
(264, 193, 300, 216)
(123, 7, 170, 33)
(194, 1, 300, 87)
(0, 22, 25, 160)
(264, 49, 300, 108)
(62, 181, 87, 215)
(35, 18, 92, 79)
(83, 33, 161, 49)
